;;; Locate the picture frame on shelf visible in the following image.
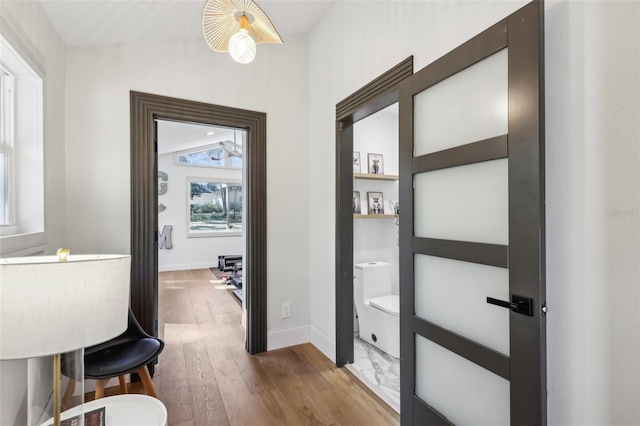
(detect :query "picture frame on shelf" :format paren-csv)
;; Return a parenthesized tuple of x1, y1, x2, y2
(367, 192, 384, 214)
(368, 153, 384, 175)
(353, 152, 361, 173)
(353, 191, 361, 214)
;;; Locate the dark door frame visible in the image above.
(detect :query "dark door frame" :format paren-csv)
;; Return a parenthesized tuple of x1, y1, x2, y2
(398, 1, 545, 423)
(130, 91, 267, 354)
(335, 57, 413, 366)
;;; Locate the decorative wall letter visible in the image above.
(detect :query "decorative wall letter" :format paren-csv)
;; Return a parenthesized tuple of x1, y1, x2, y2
(158, 171, 168, 212)
(158, 171, 168, 195)
(159, 225, 173, 249)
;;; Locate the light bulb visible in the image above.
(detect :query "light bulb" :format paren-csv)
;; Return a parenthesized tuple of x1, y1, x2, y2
(228, 29, 256, 64)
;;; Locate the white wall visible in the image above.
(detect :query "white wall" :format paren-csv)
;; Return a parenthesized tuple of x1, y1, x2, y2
(157, 153, 243, 272)
(64, 36, 311, 338)
(545, 1, 640, 423)
(309, 0, 639, 424)
(0, 2, 67, 425)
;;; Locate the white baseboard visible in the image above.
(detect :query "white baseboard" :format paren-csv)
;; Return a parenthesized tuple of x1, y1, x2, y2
(310, 325, 336, 363)
(267, 325, 310, 351)
(158, 262, 216, 272)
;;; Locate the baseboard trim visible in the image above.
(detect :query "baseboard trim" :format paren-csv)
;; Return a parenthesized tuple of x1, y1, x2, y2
(267, 325, 310, 351)
(158, 262, 216, 272)
(310, 325, 336, 363)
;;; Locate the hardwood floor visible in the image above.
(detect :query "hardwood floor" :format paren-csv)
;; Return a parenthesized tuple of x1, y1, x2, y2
(153, 268, 400, 426)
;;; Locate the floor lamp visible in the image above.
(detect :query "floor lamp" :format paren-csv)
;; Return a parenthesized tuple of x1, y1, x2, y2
(0, 252, 131, 426)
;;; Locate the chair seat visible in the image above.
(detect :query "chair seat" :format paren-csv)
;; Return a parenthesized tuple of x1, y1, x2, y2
(84, 338, 162, 379)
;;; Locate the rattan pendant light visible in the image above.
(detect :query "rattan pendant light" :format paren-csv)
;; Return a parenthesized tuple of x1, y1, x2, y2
(202, 0, 283, 64)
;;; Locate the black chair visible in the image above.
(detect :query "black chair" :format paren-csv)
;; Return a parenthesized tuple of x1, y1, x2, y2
(62, 308, 164, 406)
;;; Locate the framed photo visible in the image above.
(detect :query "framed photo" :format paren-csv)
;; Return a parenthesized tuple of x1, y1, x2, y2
(367, 192, 384, 215)
(352, 191, 361, 214)
(353, 152, 361, 173)
(367, 153, 384, 175)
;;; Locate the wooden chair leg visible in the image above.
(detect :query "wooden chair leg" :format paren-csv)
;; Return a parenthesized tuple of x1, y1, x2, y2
(94, 379, 108, 400)
(61, 378, 76, 411)
(118, 375, 128, 394)
(136, 366, 158, 398)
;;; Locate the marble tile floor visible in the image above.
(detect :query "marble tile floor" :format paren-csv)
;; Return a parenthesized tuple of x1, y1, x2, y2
(346, 336, 401, 413)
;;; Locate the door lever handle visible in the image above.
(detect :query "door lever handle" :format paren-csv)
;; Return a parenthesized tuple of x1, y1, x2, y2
(487, 295, 534, 316)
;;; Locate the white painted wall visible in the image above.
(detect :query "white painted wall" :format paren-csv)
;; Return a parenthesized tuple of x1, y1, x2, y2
(309, 0, 639, 424)
(0, 2, 67, 425)
(64, 36, 311, 336)
(157, 153, 243, 272)
(545, 1, 640, 423)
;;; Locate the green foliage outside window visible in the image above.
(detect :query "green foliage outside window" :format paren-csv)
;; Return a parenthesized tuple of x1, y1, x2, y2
(189, 181, 242, 232)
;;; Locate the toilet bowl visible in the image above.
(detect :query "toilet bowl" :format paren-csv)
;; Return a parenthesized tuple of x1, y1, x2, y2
(354, 262, 399, 358)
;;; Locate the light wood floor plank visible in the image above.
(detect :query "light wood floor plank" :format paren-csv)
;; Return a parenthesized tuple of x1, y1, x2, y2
(153, 268, 399, 426)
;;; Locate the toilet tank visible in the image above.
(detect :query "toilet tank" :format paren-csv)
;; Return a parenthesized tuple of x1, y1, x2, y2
(354, 262, 391, 302)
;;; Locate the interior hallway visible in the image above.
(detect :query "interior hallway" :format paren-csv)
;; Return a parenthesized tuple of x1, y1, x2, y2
(154, 268, 400, 425)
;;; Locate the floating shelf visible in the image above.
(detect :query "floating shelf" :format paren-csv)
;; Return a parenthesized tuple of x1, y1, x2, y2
(354, 214, 396, 219)
(353, 173, 398, 181)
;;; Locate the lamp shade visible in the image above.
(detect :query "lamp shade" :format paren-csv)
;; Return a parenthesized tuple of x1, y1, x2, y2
(202, 0, 283, 53)
(0, 254, 131, 360)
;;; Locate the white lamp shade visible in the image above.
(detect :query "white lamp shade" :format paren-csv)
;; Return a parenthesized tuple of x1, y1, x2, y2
(0, 254, 131, 360)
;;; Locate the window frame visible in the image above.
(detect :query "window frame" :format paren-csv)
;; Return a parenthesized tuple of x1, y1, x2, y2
(186, 177, 243, 238)
(0, 68, 15, 228)
(0, 30, 46, 255)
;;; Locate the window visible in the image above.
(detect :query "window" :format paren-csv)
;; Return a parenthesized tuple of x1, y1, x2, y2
(0, 69, 13, 225)
(176, 142, 243, 169)
(0, 33, 45, 253)
(188, 179, 242, 236)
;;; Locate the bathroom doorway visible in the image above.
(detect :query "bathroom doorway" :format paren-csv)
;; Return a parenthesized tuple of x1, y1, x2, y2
(335, 58, 413, 413)
(348, 105, 400, 411)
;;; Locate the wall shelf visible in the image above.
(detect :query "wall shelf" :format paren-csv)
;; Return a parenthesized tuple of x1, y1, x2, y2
(354, 214, 396, 219)
(353, 173, 398, 181)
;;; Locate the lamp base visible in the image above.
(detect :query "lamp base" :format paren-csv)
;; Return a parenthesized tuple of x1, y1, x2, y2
(53, 354, 61, 426)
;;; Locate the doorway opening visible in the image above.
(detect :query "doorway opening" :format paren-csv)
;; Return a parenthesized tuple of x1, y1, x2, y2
(348, 103, 400, 412)
(155, 119, 247, 341)
(130, 92, 267, 356)
(335, 58, 413, 414)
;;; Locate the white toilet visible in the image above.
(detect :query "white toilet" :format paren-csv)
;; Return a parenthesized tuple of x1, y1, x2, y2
(354, 262, 399, 358)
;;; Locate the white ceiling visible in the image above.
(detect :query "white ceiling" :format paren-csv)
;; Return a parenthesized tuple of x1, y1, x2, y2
(156, 120, 240, 156)
(37, 0, 335, 47)
(36, 0, 335, 153)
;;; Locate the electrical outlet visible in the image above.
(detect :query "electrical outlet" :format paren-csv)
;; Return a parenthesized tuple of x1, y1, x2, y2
(282, 302, 292, 319)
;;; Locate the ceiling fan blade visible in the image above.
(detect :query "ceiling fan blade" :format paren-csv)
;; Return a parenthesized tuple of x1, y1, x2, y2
(220, 140, 243, 157)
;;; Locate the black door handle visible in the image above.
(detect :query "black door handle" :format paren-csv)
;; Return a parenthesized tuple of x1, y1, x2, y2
(487, 295, 533, 316)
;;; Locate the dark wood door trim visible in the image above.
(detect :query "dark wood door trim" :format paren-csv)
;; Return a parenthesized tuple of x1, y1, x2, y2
(335, 57, 413, 366)
(130, 91, 267, 354)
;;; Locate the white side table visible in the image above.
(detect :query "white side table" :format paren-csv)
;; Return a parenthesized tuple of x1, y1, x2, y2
(41, 394, 167, 426)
